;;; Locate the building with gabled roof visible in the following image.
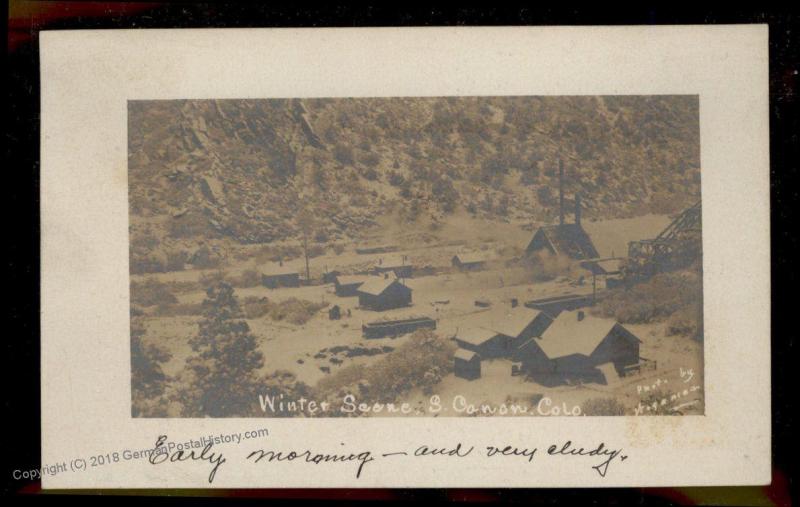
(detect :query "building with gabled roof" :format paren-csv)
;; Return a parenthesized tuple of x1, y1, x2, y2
(484, 307, 554, 350)
(374, 256, 412, 279)
(356, 276, 412, 311)
(526, 223, 600, 260)
(514, 310, 641, 384)
(261, 264, 300, 288)
(451, 252, 491, 271)
(333, 274, 373, 297)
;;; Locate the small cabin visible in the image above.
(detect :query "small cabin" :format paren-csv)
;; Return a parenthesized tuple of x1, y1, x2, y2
(356, 276, 412, 311)
(261, 264, 300, 288)
(334, 274, 371, 297)
(374, 256, 412, 279)
(451, 252, 489, 271)
(454, 349, 481, 380)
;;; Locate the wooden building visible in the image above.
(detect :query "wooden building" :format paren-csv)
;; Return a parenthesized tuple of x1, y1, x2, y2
(526, 222, 600, 261)
(451, 252, 489, 271)
(374, 256, 412, 279)
(485, 308, 554, 351)
(454, 328, 508, 358)
(261, 264, 300, 288)
(514, 310, 641, 384)
(356, 276, 412, 311)
(334, 274, 372, 297)
(454, 349, 481, 380)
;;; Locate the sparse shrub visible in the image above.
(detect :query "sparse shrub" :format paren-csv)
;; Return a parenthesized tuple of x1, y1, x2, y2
(167, 211, 213, 239)
(334, 143, 355, 165)
(131, 278, 178, 307)
(266, 297, 328, 325)
(199, 269, 229, 288)
(234, 269, 262, 288)
(242, 296, 270, 319)
(666, 304, 703, 340)
(314, 330, 456, 413)
(360, 152, 380, 168)
(130, 253, 166, 275)
(387, 170, 405, 187)
(153, 302, 204, 317)
(191, 245, 222, 269)
(165, 250, 187, 272)
(593, 270, 702, 326)
(581, 397, 627, 416)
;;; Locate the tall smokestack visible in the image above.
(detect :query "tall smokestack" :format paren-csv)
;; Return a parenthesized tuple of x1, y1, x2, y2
(558, 158, 565, 226)
(575, 193, 582, 226)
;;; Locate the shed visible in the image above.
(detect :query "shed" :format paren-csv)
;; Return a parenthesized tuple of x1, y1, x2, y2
(451, 252, 490, 271)
(454, 328, 508, 358)
(261, 264, 300, 288)
(357, 276, 412, 311)
(374, 256, 413, 279)
(454, 349, 481, 380)
(515, 310, 641, 383)
(334, 274, 372, 297)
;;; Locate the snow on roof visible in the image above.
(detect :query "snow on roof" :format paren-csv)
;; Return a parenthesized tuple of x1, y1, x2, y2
(357, 276, 407, 296)
(334, 274, 371, 286)
(485, 307, 548, 338)
(454, 348, 479, 362)
(536, 311, 619, 359)
(455, 328, 498, 347)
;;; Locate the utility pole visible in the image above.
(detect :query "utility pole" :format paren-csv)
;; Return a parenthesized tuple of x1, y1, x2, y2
(302, 228, 310, 282)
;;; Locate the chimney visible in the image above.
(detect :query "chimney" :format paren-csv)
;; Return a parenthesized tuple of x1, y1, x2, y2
(577, 310, 585, 321)
(575, 193, 582, 226)
(558, 158, 565, 226)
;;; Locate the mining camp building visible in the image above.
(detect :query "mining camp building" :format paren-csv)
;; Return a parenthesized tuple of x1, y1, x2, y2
(374, 256, 412, 279)
(485, 308, 554, 351)
(514, 310, 641, 384)
(451, 252, 490, 271)
(455, 307, 554, 359)
(261, 264, 300, 288)
(334, 274, 372, 297)
(454, 328, 506, 358)
(356, 276, 412, 311)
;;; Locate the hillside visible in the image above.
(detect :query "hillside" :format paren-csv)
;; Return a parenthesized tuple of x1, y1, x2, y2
(128, 96, 700, 266)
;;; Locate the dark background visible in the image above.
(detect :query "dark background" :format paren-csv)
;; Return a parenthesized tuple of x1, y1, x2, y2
(4, 3, 796, 505)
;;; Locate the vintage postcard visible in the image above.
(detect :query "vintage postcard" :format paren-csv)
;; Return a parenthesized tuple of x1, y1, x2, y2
(41, 26, 770, 488)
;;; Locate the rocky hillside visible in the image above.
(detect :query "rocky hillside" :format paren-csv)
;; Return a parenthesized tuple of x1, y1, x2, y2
(128, 96, 700, 255)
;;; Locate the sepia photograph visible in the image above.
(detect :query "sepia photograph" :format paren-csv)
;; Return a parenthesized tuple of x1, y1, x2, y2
(128, 96, 704, 418)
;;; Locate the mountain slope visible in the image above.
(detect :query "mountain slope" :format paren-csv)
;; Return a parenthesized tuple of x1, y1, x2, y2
(128, 96, 700, 252)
